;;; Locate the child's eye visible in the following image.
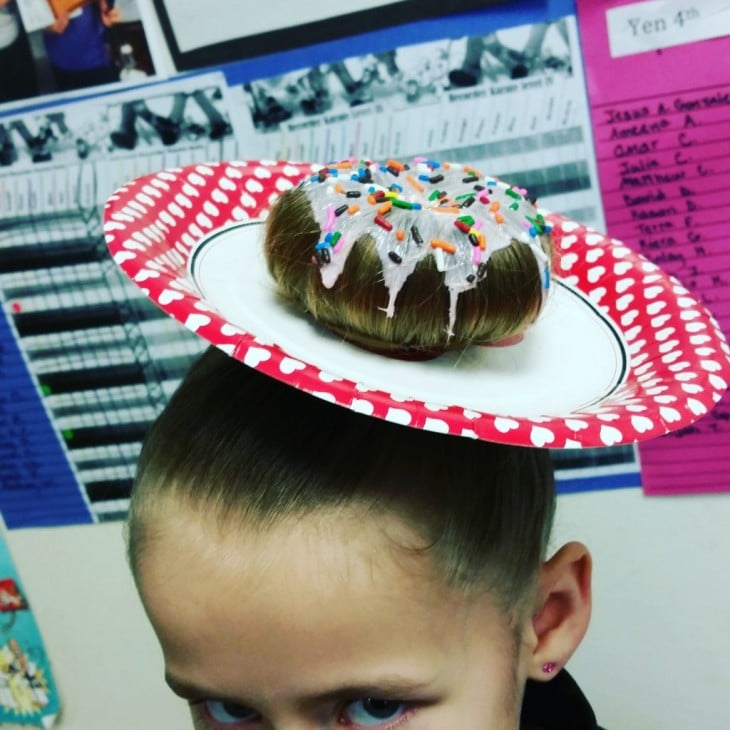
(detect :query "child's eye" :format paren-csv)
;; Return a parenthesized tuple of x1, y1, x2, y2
(341, 698, 409, 727)
(205, 700, 259, 725)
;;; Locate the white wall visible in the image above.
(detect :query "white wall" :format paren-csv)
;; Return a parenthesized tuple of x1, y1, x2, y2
(8, 486, 730, 729)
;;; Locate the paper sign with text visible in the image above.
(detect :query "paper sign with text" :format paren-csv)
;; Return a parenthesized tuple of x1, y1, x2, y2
(606, 0, 730, 57)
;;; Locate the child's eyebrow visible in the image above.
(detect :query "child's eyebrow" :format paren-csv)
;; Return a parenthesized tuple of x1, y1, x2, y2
(165, 672, 438, 704)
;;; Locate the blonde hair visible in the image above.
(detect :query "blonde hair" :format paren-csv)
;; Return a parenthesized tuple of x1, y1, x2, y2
(265, 185, 552, 355)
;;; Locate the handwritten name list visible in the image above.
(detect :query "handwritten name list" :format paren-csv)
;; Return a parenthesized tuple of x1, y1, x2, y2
(578, 0, 729, 494)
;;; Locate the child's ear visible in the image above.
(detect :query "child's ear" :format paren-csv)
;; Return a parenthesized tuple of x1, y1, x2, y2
(525, 541, 592, 681)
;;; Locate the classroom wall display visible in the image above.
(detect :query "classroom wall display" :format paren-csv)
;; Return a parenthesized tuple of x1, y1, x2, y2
(0, 0, 726, 529)
(577, 0, 730, 495)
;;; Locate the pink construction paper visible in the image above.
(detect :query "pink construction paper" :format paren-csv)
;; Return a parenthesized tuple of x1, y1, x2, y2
(576, 0, 730, 495)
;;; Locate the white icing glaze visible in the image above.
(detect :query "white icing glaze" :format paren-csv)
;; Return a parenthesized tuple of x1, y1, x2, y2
(304, 159, 551, 335)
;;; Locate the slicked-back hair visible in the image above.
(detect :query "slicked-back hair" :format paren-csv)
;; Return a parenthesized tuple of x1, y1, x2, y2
(128, 347, 556, 620)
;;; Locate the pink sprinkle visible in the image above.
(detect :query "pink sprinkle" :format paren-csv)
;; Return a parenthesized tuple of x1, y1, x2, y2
(516, 186, 527, 196)
(472, 246, 482, 266)
(324, 205, 336, 232)
(333, 236, 346, 254)
(413, 156, 427, 162)
(473, 219, 483, 230)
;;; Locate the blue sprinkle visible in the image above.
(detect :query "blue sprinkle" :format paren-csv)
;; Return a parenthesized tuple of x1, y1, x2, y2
(390, 183, 403, 192)
(350, 174, 359, 181)
(379, 165, 388, 172)
(544, 266, 550, 289)
(368, 186, 376, 193)
(325, 232, 333, 243)
(426, 159, 440, 168)
(487, 180, 496, 186)
(418, 174, 430, 181)
(315, 241, 329, 250)
(529, 226, 537, 236)
(412, 203, 423, 210)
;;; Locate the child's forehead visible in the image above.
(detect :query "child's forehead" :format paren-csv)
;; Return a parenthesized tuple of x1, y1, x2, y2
(139, 503, 512, 702)
(147, 501, 433, 588)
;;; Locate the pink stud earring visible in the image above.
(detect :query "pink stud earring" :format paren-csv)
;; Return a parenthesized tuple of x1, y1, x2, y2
(542, 662, 557, 674)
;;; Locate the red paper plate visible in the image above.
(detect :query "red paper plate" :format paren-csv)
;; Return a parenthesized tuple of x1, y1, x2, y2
(103, 160, 730, 448)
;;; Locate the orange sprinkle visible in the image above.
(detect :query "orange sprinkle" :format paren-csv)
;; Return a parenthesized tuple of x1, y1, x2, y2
(430, 239, 457, 254)
(367, 194, 377, 205)
(443, 162, 451, 169)
(334, 183, 344, 193)
(329, 160, 353, 169)
(406, 175, 424, 192)
(489, 201, 500, 212)
(386, 159, 405, 171)
(396, 230, 405, 242)
(494, 213, 504, 224)
(347, 204, 360, 215)
(430, 206, 461, 214)
(378, 201, 393, 215)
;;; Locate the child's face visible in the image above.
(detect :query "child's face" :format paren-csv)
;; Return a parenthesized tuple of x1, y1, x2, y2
(137, 506, 531, 730)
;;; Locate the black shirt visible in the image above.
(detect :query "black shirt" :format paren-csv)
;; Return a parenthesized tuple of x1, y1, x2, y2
(520, 670, 604, 730)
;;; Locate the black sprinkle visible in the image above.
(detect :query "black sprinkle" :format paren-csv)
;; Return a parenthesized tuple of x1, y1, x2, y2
(346, 190, 362, 198)
(437, 190, 448, 199)
(388, 251, 403, 264)
(317, 170, 327, 182)
(411, 225, 423, 245)
(429, 173, 444, 184)
(468, 233, 480, 247)
(466, 274, 476, 283)
(315, 248, 331, 265)
(386, 165, 400, 176)
(460, 196, 475, 208)
(335, 204, 348, 216)
(477, 263, 488, 280)
(473, 184, 485, 190)
(462, 175, 478, 183)
(528, 196, 538, 205)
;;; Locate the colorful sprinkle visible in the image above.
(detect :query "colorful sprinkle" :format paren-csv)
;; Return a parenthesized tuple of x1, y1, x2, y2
(431, 239, 456, 254)
(374, 214, 393, 231)
(407, 175, 424, 192)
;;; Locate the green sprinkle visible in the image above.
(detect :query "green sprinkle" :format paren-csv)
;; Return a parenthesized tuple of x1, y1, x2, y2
(509, 202, 519, 210)
(457, 215, 475, 226)
(505, 188, 520, 199)
(62, 429, 74, 440)
(428, 189, 440, 201)
(455, 192, 476, 201)
(331, 231, 341, 245)
(392, 198, 414, 209)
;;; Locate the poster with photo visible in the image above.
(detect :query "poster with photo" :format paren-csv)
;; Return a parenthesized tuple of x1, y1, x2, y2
(1, 0, 155, 105)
